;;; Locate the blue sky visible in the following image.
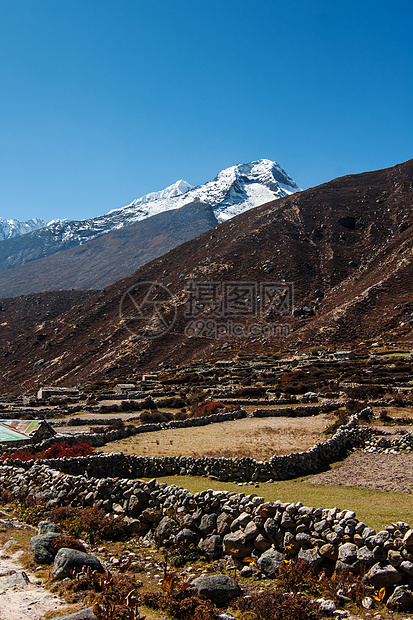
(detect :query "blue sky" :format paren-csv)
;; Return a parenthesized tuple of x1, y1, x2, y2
(1, 0, 412, 223)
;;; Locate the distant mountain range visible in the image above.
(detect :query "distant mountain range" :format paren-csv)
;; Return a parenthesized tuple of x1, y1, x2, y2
(0, 159, 299, 297)
(0, 217, 46, 240)
(1, 158, 413, 395)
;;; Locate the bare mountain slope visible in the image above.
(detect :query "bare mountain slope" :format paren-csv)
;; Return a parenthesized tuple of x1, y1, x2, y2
(0, 201, 218, 297)
(1, 158, 413, 395)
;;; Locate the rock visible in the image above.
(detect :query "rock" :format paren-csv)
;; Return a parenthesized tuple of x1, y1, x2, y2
(318, 598, 336, 614)
(387, 549, 403, 566)
(400, 560, 413, 576)
(51, 609, 98, 620)
(155, 516, 176, 541)
(357, 546, 374, 565)
(240, 565, 253, 577)
(338, 543, 358, 564)
(199, 535, 223, 559)
(319, 544, 337, 561)
(3, 539, 18, 551)
(190, 574, 242, 605)
(403, 529, 413, 547)
(263, 518, 278, 543)
(3, 571, 30, 588)
(361, 596, 374, 609)
(244, 521, 259, 540)
(223, 531, 252, 558)
(123, 517, 141, 535)
(176, 528, 199, 546)
(253, 533, 271, 552)
(216, 513, 232, 536)
(387, 584, 413, 610)
(127, 495, 143, 517)
(256, 548, 285, 577)
(364, 563, 402, 587)
(297, 547, 322, 566)
(30, 533, 60, 564)
(38, 520, 60, 535)
(199, 513, 217, 535)
(52, 548, 105, 579)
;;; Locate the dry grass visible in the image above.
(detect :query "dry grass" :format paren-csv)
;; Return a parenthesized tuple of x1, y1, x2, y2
(101, 414, 330, 460)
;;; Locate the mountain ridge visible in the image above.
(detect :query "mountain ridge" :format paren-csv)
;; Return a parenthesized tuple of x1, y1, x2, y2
(1, 158, 412, 395)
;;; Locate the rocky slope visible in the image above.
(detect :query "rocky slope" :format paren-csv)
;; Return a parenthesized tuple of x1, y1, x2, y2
(1, 158, 413, 394)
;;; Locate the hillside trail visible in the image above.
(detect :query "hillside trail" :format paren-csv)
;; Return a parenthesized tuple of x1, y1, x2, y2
(0, 512, 66, 620)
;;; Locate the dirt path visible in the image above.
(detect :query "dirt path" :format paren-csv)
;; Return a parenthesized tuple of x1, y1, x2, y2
(310, 450, 413, 494)
(0, 551, 66, 620)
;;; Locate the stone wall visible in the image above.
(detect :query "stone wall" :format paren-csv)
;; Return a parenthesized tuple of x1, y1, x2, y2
(0, 453, 412, 595)
(1, 410, 373, 483)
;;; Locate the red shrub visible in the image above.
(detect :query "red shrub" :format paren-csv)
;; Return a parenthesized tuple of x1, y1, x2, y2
(191, 400, 226, 418)
(1, 448, 36, 462)
(43, 442, 95, 459)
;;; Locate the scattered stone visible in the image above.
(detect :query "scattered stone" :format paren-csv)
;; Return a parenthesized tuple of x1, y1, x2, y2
(256, 548, 285, 577)
(52, 548, 105, 579)
(30, 533, 61, 564)
(364, 563, 402, 587)
(386, 585, 413, 610)
(190, 574, 242, 605)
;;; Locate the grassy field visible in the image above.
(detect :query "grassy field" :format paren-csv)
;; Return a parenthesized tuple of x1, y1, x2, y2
(144, 474, 413, 532)
(102, 414, 331, 460)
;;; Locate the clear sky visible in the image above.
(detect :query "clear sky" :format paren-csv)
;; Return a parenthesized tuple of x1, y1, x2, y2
(1, 0, 412, 223)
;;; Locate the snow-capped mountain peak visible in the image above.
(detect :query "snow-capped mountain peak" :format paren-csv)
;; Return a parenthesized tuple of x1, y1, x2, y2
(0, 159, 300, 273)
(105, 158, 300, 226)
(0, 217, 46, 241)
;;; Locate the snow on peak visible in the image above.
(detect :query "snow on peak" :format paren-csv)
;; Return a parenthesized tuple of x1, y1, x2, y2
(0, 217, 46, 241)
(113, 158, 300, 225)
(0, 159, 300, 247)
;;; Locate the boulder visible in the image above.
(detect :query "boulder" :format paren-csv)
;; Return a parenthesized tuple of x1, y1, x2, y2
(199, 513, 217, 535)
(52, 548, 105, 579)
(190, 574, 242, 605)
(256, 548, 285, 577)
(38, 521, 60, 535)
(199, 535, 223, 559)
(386, 585, 413, 610)
(30, 533, 60, 564)
(223, 531, 253, 558)
(338, 543, 358, 564)
(364, 563, 402, 588)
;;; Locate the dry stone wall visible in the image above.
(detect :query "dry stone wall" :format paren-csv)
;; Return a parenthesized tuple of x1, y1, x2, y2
(1, 452, 412, 596)
(2, 410, 373, 483)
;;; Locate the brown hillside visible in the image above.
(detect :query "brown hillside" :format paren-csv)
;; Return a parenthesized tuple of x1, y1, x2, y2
(1, 158, 413, 395)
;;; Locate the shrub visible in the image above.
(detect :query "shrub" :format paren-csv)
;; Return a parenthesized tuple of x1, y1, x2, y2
(191, 400, 226, 418)
(49, 505, 127, 543)
(140, 411, 168, 424)
(43, 442, 95, 459)
(235, 589, 321, 620)
(1, 448, 36, 462)
(49, 535, 87, 554)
